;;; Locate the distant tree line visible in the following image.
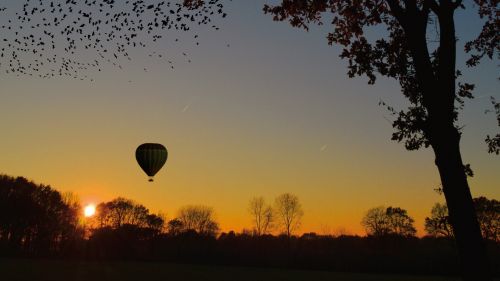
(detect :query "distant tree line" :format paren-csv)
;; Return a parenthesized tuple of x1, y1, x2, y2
(0, 174, 498, 276)
(360, 202, 498, 243)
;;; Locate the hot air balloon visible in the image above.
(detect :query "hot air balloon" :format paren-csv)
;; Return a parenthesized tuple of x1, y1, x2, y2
(135, 143, 168, 182)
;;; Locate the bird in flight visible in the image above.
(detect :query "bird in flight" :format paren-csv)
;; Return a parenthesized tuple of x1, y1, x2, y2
(0, 0, 227, 80)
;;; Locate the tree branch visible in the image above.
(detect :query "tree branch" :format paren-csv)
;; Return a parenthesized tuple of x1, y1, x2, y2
(452, 0, 463, 9)
(423, 0, 440, 14)
(403, 0, 418, 12)
(386, 0, 407, 25)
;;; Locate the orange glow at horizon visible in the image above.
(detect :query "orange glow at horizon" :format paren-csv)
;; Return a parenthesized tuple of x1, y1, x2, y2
(0, 1, 498, 238)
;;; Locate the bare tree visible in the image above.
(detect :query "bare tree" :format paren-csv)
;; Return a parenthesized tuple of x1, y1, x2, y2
(177, 205, 219, 236)
(61, 191, 81, 212)
(60, 191, 84, 242)
(248, 197, 274, 236)
(361, 207, 390, 236)
(274, 193, 304, 237)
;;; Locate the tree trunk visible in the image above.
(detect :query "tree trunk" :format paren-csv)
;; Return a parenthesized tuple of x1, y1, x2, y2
(431, 126, 491, 281)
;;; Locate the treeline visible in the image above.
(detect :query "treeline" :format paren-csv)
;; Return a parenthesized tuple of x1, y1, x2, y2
(0, 174, 499, 276)
(0, 175, 82, 256)
(247, 195, 499, 242)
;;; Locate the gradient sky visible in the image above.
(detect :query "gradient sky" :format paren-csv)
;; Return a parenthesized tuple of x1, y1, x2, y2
(0, 0, 498, 235)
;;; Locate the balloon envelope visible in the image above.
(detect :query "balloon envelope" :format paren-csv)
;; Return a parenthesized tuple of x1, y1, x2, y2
(135, 143, 168, 181)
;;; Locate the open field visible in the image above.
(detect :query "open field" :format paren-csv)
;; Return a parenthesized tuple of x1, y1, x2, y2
(0, 258, 466, 281)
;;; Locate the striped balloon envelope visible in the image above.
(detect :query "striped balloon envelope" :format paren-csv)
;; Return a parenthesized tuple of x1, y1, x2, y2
(135, 143, 168, 182)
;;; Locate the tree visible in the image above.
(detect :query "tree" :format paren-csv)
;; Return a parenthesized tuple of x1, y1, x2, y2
(95, 197, 164, 231)
(129, 204, 150, 227)
(248, 196, 274, 236)
(0, 175, 81, 255)
(146, 212, 166, 233)
(425, 199, 499, 241)
(361, 207, 390, 236)
(425, 202, 454, 238)
(167, 218, 184, 235)
(263, 1, 498, 279)
(474, 197, 499, 242)
(362, 206, 416, 237)
(385, 207, 417, 236)
(485, 98, 500, 155)
(274, 193, 304, 237)
(96, 197, 135, 228)
(60, 191, 85, 249)
(176, 205, 219, 236)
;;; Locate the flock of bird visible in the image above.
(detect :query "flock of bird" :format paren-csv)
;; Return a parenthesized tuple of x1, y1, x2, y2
(0, 0, 227, 80)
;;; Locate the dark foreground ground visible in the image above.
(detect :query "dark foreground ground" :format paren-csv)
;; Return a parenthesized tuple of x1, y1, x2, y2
(0, 258, 472, 281)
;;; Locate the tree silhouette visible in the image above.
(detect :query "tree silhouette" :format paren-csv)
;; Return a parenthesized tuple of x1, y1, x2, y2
(0, 175, 81, 255)
(362, 206, 416, 237)
(248, 196, 274, 236)
(263, 1, 498, 279)
(425, 202, 453, 238)
(385, 207, 416, 237)
(0, 173, 498, 275)
(274, 193, 303, 238)
(60, 191, 86, 251)
(0, 0, 226, 79)
(96, 197, 134, 228)
(474, 197, 499, 243)
(485, 97, 500, 155)
(425, 198, 499, 242)
(175, 205, 219, 236)
(167, 218, 184, 235)
(146, 213, 166, 234)
(362, 207, 390, 236)
(95, 197, 164, 230)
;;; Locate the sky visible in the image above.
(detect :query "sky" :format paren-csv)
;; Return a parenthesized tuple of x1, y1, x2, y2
(0, 0, 498, 236)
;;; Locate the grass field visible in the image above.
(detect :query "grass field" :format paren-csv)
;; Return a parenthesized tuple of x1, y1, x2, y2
(0, 258, 466, 281)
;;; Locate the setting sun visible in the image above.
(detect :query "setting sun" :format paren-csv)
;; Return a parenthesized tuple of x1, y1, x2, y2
(84, 204, 96, 217)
